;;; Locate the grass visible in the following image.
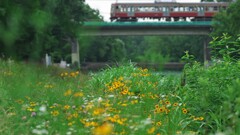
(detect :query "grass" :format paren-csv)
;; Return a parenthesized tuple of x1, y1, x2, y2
(0, 59, 239, 135)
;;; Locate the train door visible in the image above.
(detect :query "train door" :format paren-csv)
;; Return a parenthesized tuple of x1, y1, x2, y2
(127, 6, 134, 17)
(163, 6, 169, 16)
(198, 6, 204, 16)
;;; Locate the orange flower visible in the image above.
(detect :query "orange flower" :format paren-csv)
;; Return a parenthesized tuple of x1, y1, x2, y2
(93, 122, 113, 135)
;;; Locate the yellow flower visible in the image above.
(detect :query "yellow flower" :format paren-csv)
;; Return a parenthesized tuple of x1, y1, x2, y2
(198, 116, 204, 121)
(131, 100, 138, 104)
(165, 101, 171, 105)
(182, 108, 188, 114)
(93, 122, 113, 135)
(64, 105, 71, 110)
(173, 103, 179, 107)
(156, 121, 162, 126)
(64, 72, 68, 76)
(157, 107, 165, 113)
(68, 121, 75, 126)
(147, 127, 155, 134)
(72, 112, 79, 118)
(51, 110, 59, 116)
(64, 89, 72, 96)
(73, 92, 83, 97)
(93, 108, 105, 116)
(121, 89, 128, 95)
(27, 107, 35, 112)
(30, 102, 37, 107)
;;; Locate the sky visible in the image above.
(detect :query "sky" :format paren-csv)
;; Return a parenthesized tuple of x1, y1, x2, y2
(85, 0, 201, 21)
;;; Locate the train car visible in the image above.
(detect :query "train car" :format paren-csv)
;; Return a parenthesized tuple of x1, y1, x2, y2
(110, 2, 229, 22)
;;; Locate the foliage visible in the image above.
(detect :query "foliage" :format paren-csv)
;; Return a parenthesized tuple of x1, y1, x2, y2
(212, 0, 240, 37)
(0, 0, 102, 62)
(180, 34, 240, 134)
(210, 33, 240, 61)
(0, 60, 206, 135)
(182, 60, 240, 134)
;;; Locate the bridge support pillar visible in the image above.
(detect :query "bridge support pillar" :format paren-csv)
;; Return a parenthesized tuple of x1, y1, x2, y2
(71, 38, 80, 69)
(203, 37, 211, 66)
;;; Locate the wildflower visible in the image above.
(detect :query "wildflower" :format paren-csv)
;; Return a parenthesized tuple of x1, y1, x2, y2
(72, 112, 79, 118)
(64, 72, 68, 76)
(39, 105, 47, 112)
(131, 100, 138, 104)
(92, 122, 113, 135)
(158, 107, 165, 113)
(64, 89, 72, 96)
(64, 105, 71, 110)
(73, 92, 83, 97)
(68, 121, 75, 126)
(182, 108, 188, 114)
(165, 101, 171, 105)
(60, 73, 65, 77)
(70, 72, 75, 77)
(93, 108, 105, 116)
(156, 121, 162, 126)
(51, 110, 59, 116)
(121, 89, 128, 95)
(173, 103, 179, 107)
(198, 116, 204, 121)
(31, 112, 37, 117)
(30, 102, 37, 107)
(147, 127, 155, 134)
(121, 103, 128, 107)
(32, 129, 48, 135)
(27, 107, 36, 112)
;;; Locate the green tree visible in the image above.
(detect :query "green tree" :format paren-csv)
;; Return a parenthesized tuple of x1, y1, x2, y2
(212, 0, 240, 37)
(0, 0, 102, 63)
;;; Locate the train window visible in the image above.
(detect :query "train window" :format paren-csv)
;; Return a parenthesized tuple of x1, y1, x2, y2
(127, 7, 131, 12)
(162, 7, 166, 12)
(198, 7, 204, 12)
(184, 7, 189, 12)
(179, 7, 184, 12)
(208, 7, 214, 11)
(174, 6, 178, 12)
(189, 6, 193, 11)
(122, 7, 126, 12)
(157, 7, 162, 11)
(214, 6, 218, 11)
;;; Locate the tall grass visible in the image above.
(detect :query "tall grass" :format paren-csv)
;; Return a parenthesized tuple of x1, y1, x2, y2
(0, 59, 240, 134)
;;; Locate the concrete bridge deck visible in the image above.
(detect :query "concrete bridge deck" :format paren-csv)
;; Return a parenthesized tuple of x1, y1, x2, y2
(80, 21, 213, 36)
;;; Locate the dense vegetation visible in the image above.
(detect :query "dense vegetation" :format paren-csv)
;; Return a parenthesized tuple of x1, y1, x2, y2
(0, 34, 240, 134)
(0, 0, 240, 134)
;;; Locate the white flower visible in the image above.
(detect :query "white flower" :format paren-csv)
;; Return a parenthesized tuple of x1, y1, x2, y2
(39, 105, 47, 112)
(32, 129, 48, 135)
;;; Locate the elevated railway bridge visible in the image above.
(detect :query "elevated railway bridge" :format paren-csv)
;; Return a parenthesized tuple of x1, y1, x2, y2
(72, 21, 213, 68)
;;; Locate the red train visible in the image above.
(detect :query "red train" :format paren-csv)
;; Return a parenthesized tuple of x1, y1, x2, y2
(110, 1, 229, 22)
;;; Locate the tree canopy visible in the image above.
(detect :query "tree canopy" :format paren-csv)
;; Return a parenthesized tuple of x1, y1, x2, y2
(0, 0, 102, 61)
(212, 0, 240, 37)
